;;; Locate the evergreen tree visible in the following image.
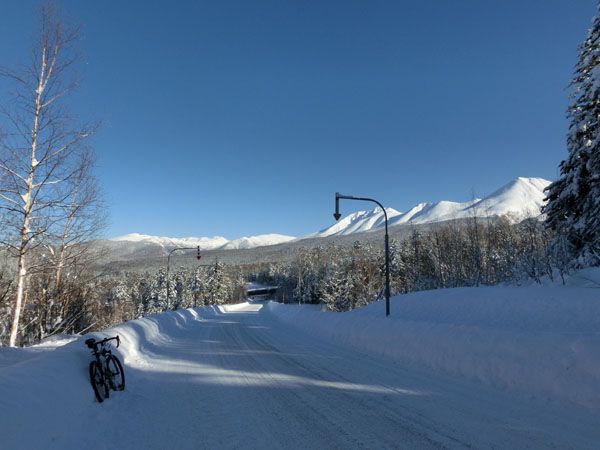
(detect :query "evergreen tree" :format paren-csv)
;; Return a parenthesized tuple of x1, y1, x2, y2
(207, 260, 230, 305)
(319, 260, 347, 312)
(544, 4, 600, 265)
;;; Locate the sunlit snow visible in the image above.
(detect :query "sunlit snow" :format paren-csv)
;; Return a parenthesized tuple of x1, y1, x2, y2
(1, 268, 599, 449)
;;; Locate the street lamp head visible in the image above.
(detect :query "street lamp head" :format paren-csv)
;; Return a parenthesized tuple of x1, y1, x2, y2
(334, 192, 341, 221)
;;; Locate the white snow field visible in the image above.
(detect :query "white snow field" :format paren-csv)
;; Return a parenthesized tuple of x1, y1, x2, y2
(1, 270, 600, 449)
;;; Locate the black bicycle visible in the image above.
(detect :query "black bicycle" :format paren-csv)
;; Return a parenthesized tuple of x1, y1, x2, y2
(85, 335, 125, 403)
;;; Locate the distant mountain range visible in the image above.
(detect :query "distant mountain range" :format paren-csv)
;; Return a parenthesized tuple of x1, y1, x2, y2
(108, 177, 551, 256)
(110, 233, 296, 252)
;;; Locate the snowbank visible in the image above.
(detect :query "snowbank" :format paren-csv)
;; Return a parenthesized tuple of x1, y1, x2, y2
(0, 307, 224, 450)
(264, 269, 600, 410)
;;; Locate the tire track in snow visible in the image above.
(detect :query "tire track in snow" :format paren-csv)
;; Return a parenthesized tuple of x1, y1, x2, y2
(207, 305, 457, 449)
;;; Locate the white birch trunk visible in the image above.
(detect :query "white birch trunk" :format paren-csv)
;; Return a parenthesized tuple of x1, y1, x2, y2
(7, 43, 45, 347)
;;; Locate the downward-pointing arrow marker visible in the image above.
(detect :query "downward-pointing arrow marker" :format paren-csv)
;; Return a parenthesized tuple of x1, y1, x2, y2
(333, 213, 341, 221)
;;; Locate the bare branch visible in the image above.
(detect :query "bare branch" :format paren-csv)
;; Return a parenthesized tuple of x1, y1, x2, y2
(0, 1, 105, 346)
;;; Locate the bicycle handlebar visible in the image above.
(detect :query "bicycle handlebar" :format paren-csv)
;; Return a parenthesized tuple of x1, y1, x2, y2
(86, 335, 120, 349)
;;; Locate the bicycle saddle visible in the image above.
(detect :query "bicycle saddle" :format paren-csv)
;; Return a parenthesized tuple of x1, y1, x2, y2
(85, 338, 96, 348)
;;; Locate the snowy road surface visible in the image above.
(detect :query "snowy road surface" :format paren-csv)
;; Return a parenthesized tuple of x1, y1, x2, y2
(1, 301, 599, 449)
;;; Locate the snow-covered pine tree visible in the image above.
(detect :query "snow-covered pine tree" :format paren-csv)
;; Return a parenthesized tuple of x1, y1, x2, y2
(544, 3, 600, 265)
(207, 260, 230, 305)
(318, 260, 347, 312)
(191, 267, 210, 306)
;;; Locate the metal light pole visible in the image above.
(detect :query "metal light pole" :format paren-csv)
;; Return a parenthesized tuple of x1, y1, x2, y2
(167, 246, 201, 309)
(334, 192, 391, 316)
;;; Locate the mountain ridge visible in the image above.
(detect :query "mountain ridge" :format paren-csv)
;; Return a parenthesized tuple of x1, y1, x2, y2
(110, 233, 296, 251)
(110, 177, 551, 251)
(310, 177, 551, 238)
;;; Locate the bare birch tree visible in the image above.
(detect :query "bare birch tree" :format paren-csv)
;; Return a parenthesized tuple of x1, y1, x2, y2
(0, 2, 101, 346)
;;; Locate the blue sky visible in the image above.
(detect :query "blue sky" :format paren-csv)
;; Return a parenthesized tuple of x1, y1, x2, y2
(1, 1, 597, 239)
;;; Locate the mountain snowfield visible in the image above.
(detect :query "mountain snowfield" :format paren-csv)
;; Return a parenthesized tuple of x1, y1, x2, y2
(0, 268, 599, 449)
(111, 232, 296, 251)
(311, 177, 551, 238)
(112, 177, 551, 248)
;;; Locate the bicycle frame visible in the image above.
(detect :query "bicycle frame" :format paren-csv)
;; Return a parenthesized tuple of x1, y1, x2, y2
(86, 335, 125, 402)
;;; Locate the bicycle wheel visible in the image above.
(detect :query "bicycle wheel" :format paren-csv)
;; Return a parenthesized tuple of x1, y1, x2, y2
(89, 361, 109, 402)
(106, 355, 125, 391)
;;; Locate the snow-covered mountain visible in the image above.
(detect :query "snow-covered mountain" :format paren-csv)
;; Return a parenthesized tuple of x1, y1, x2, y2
(111, 233, 230, 250)
(311, 177, 551, 238)
(220, 234, 296, 250)
(110, 233, 295, 251)
(107, 177, 551, 255)
(305, 207, 404, 238)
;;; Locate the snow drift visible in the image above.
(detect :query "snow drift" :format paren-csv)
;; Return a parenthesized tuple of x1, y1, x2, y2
(265, 269, 600, 410)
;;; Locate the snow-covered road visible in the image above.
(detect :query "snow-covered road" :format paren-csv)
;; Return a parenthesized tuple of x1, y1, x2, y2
(2, 300, 599, 449)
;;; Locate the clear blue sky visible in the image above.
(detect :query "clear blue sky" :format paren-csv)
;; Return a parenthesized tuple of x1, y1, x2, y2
(1, 1, 597, 239)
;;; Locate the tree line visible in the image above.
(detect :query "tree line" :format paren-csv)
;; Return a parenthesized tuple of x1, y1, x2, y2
(251, 216, 567, 312)
(0, 214, 568, 345)
(0, 258, 249, 346)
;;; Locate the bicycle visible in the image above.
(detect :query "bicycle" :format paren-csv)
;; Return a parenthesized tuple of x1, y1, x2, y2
(85, 335, 125, 403)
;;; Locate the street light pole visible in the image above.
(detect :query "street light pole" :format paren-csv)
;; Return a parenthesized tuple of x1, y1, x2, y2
(334, 192, 391, 316)
(167, 246, 201, 309)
